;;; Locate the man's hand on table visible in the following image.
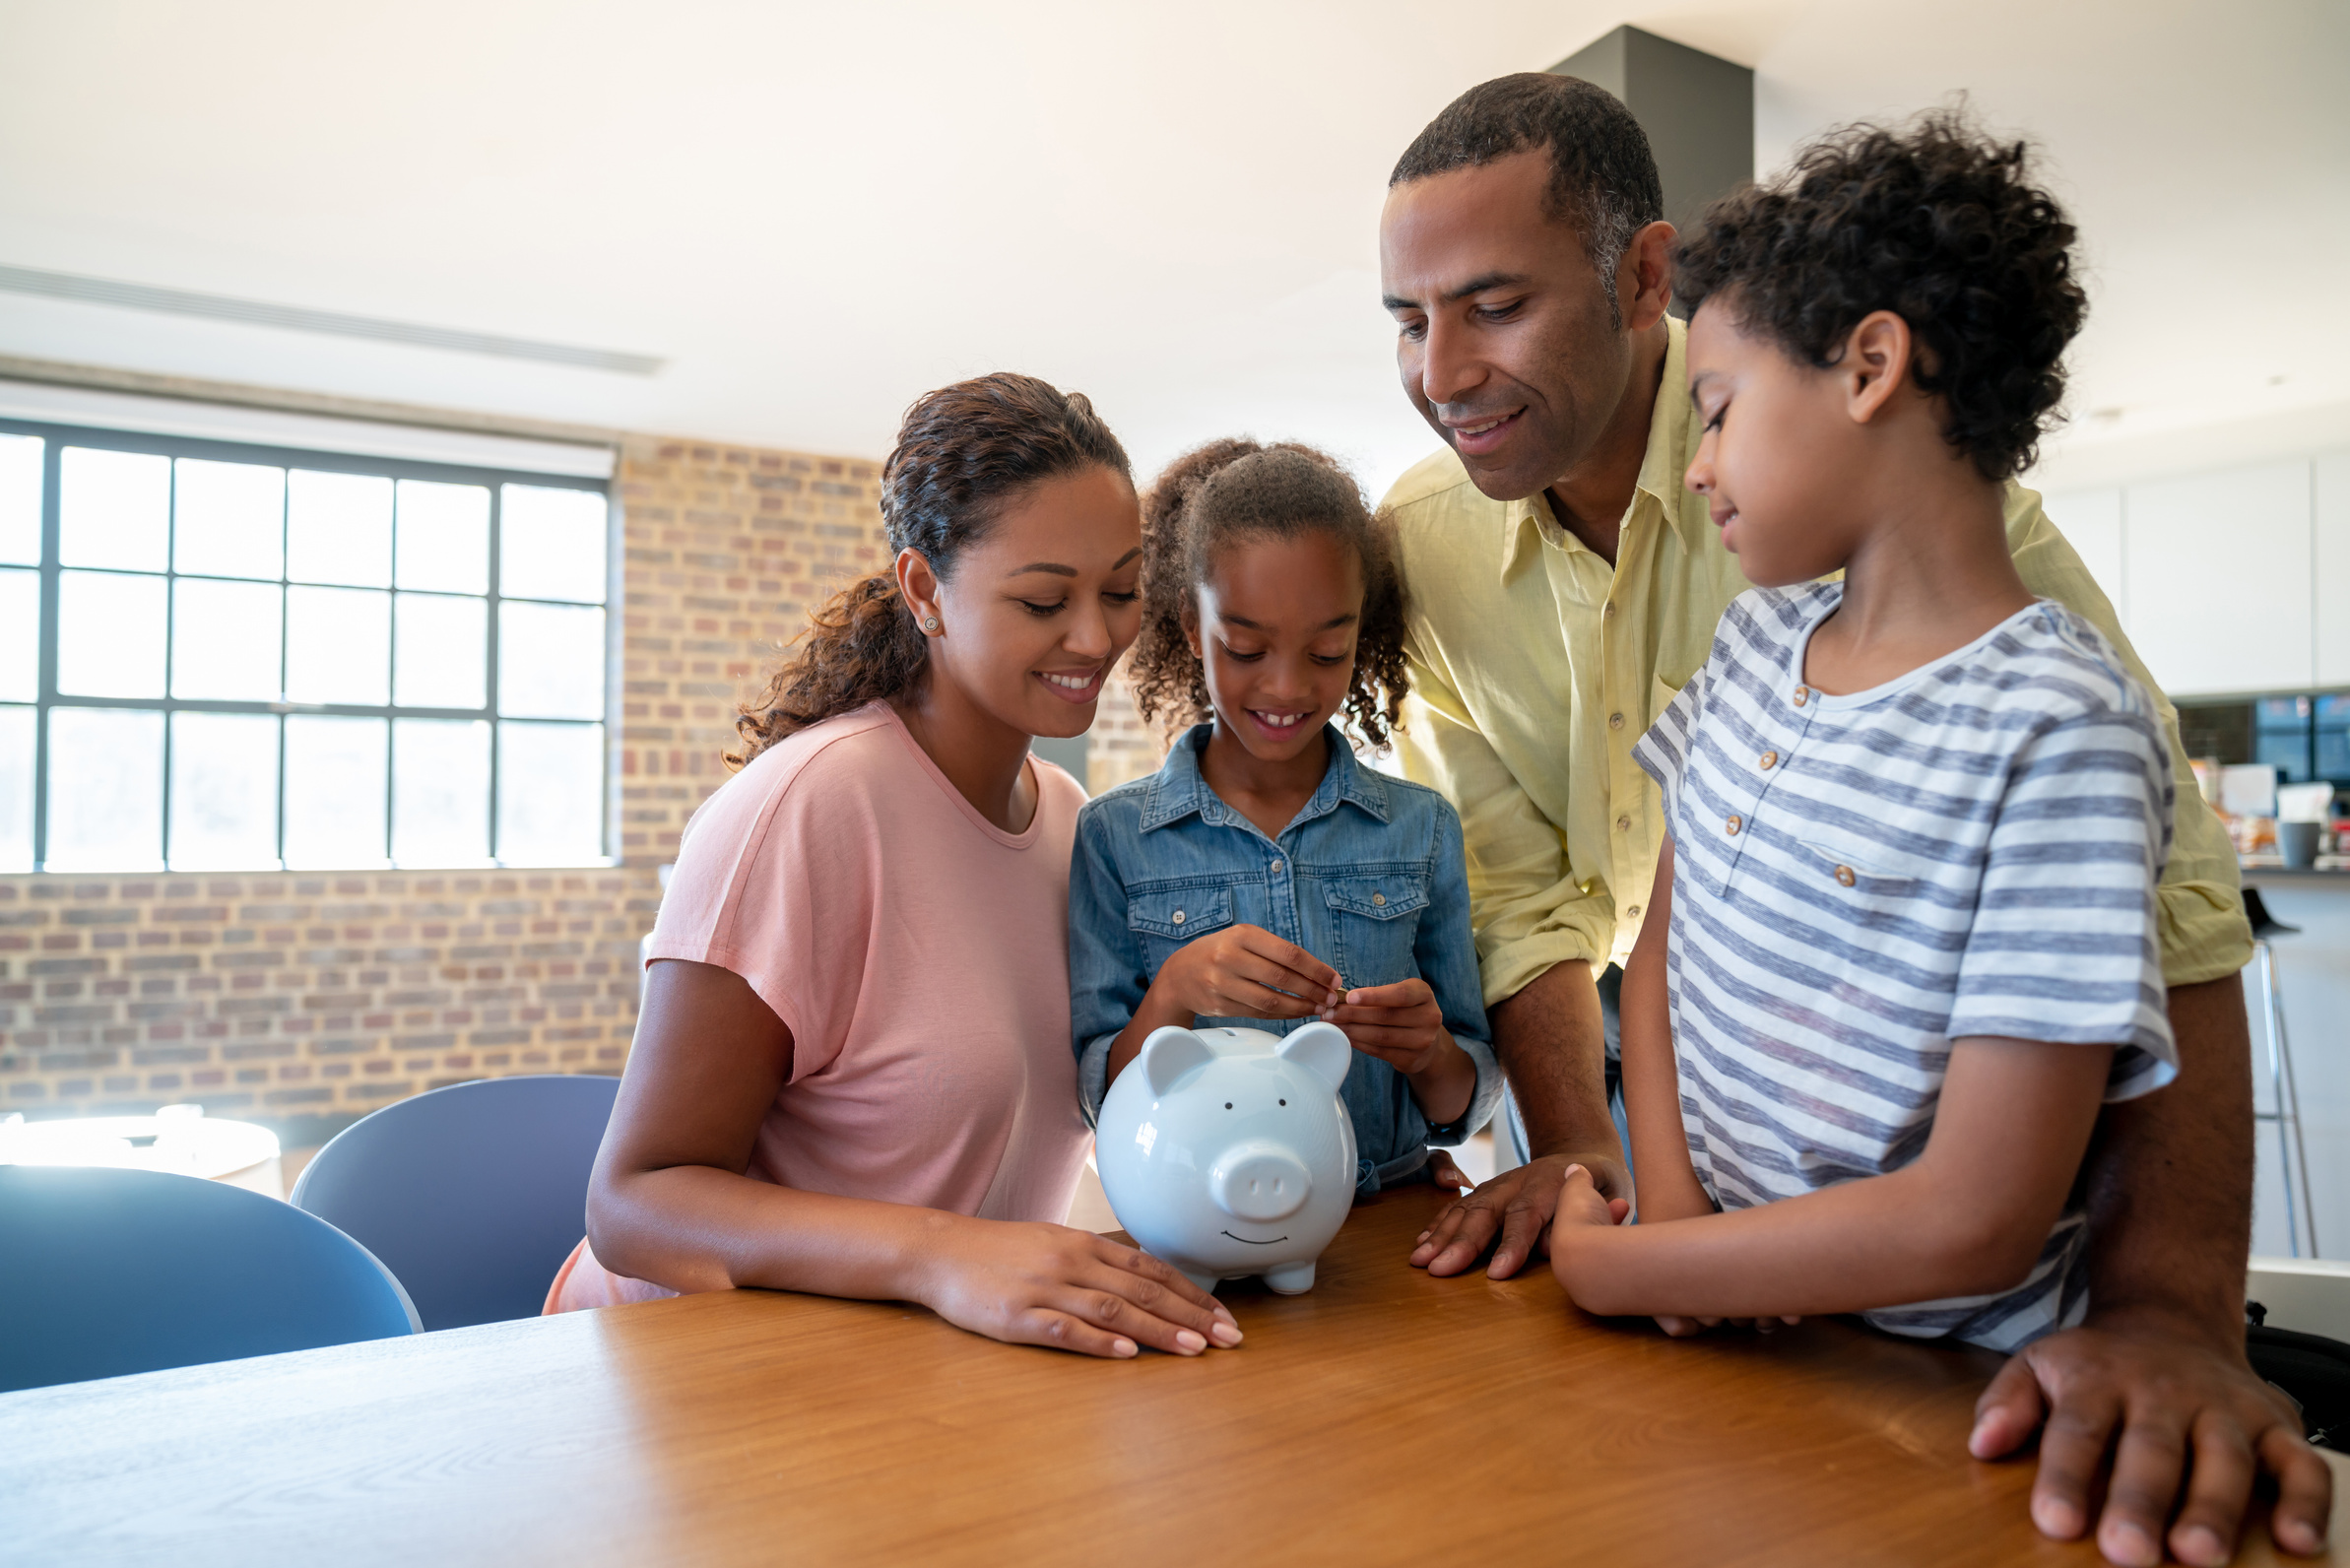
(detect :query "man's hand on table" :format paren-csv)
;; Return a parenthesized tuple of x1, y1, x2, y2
(1970, 1306, 2333, 1565)
(1407, 1149, 1630, 1278)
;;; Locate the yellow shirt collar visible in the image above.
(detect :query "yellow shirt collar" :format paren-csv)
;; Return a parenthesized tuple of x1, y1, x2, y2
(1498, 314, 1703, 583)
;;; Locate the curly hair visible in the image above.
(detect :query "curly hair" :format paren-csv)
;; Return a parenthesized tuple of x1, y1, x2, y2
(1127, 439, 1409, 750)
(1391, 73, 1663, 330)
(1672, 108, 2087, 482)
(728, 372, 1131, 768)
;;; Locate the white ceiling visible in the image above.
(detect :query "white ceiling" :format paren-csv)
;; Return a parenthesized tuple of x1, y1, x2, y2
(1, 0, 2343, 499)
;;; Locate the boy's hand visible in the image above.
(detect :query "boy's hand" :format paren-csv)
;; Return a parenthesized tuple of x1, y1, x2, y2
(1149, 924, 1340, 1022)
(1554, 1162, 1631, 1229)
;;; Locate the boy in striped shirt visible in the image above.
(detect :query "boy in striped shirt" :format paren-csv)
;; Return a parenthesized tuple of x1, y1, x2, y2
(1546, 113, 2178, 1353)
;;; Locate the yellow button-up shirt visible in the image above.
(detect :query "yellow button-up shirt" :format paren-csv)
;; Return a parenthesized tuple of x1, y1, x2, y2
(1385, 314, 2252, 1009)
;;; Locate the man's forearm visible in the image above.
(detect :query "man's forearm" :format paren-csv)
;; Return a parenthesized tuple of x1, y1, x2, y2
(2081, 973, 2255, 1343)
(1489, 959, 1621, 1161)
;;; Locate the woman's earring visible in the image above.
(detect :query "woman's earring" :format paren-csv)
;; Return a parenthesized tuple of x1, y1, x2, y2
(922, 616, 941, 634)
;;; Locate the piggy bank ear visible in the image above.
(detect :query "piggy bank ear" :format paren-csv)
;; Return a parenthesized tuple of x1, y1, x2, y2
(1275, 1020, 1351, 1093)
(1140, 1026, 1216, 1097)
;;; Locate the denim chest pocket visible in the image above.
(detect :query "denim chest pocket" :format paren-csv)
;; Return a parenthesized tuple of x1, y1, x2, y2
(1127, 885, 1235, 972)
(1321, 874, 1429, 989)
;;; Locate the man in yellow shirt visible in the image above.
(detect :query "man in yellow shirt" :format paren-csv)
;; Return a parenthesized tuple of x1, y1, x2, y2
(1377, 73, 2328, 1565)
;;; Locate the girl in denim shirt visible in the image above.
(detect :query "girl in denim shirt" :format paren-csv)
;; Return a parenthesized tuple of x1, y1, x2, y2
(1070, 440, 1499, 1195)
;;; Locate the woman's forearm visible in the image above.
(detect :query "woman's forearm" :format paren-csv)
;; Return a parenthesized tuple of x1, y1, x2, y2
(1553, 1165, 2045, 1321)
(589, 1163, 964, 1305)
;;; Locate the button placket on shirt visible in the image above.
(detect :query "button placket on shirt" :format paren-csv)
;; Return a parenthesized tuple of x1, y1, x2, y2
(1709, 687, 1819, 898)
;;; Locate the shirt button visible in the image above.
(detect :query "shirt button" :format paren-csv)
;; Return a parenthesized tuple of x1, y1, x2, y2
(1759, 751, 1778, 770)
(1615, 815, 1631, 831)
(1269, 860, 1283, 875)
(1793, 686, 1810, 706)
(1834, 866, 1857, 887)
(1604, 602, 1617, 618)
(1171, 910, 1186, 924)
(1726, 815, 1742, 836)
(1625, 903, 1642, 918)
(1608, 712, 1625, 730)
(1371, 892, 1387, 906)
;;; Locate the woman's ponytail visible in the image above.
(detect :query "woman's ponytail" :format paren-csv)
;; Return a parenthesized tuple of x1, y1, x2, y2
(727, 371, 1131, 769)
(727, 572, 927, 768)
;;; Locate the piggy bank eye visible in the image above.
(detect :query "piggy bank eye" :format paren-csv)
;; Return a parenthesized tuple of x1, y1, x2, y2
(1278, 1098, 1286, 1106)
(1223, 1101, 1233, 1110)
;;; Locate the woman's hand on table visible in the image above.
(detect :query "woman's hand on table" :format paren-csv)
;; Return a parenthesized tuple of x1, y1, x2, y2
(913, 1216, 1243, 1359)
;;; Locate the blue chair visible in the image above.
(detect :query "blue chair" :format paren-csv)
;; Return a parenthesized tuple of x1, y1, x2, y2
(0, 1165, 419, 1394)
(292, 1074, 621, 1332)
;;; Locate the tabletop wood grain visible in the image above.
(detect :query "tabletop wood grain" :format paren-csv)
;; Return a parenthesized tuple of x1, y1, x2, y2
(4, 1184, 2338, 1566)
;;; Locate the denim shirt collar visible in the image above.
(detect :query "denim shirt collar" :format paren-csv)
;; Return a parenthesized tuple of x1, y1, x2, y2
(1138, 723, 1392, 835)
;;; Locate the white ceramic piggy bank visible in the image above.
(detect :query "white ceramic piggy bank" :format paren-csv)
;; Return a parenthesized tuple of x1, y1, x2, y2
(1094, 1021, 1356, 1294)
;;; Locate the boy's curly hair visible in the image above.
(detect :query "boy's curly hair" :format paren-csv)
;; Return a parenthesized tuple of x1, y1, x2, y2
(1129, 438, 1409, 749)
(1672, 107, 2087, 482)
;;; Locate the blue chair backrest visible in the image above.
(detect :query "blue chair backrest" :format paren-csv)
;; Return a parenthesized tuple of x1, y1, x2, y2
(0, 1165, 419, 1394)
(291, 1074, 620, 1332)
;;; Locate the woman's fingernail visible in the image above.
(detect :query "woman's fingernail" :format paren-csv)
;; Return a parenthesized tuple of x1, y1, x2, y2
(1175, 1329, 1207, 1353)
(1113, 1339, 1139, 1358)
(1210, 1321, 1243, 1345)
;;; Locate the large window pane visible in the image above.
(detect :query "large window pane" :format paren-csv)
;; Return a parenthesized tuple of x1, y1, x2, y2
(498, 602, 605, 720)
(169, 712, 279, 870)
(172, 578, 283, 701)
(286, 586, 390, 705)
(45, 706, 163, 871)
(0, 705, 31, 872)
(497, 721, 603, 865)
(284, 715, 388, 868)
(56, 570, 166, 697)
(0, 434, 39, 565)
(0, 568, 34, 702)
(288, 470, 393, 587)
(501, 485, 607, 604)
(393, 592, 487, 709)
(392, 718, 490, 865)
(173, 458, 284, 580)
(60, 447, 169, 571)
(395, 481, 489, 593)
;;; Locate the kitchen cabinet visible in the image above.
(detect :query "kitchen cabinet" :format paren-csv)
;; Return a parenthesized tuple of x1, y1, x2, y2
(2316, 452, 2350, 687)
(2041, 486, 2124, 614)
(2122, 459, 2314, 697)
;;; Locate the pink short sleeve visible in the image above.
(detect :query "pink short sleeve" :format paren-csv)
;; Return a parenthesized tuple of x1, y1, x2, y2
(643, 722, 882, 1081)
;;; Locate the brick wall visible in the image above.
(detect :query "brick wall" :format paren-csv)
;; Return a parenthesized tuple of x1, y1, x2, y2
(614, 436, 887, 863)
(0, 434, 890, 1135)
(1086, 661, 1172, 796)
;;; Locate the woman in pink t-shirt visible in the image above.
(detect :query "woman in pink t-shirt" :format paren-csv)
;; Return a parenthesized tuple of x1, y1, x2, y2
(547, 374, 1239, 1359)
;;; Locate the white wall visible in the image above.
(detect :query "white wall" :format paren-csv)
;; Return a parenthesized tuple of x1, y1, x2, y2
(2045, 449, 2349, 699)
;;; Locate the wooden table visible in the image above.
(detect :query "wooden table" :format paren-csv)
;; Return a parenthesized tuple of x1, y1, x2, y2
(5, 1186, 2339, 1566)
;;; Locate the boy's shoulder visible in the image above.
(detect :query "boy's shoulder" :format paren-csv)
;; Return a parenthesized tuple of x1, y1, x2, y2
(1979, 600, 2163, 728)
(1710, 581, 1840, 666)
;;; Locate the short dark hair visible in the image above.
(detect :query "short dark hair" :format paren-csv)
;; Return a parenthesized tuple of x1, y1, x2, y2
(1673, 110, 2088, 482)
(1391, 73, 1664, 326)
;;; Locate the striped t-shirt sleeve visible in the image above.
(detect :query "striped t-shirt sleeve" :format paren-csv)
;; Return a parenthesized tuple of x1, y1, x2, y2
(1945, 711, 2178, 1098)
(1638, 666, 1707, 820)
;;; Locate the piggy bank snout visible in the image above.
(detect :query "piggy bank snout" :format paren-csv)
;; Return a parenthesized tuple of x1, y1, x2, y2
(1209, 1142, 1313, 1223)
